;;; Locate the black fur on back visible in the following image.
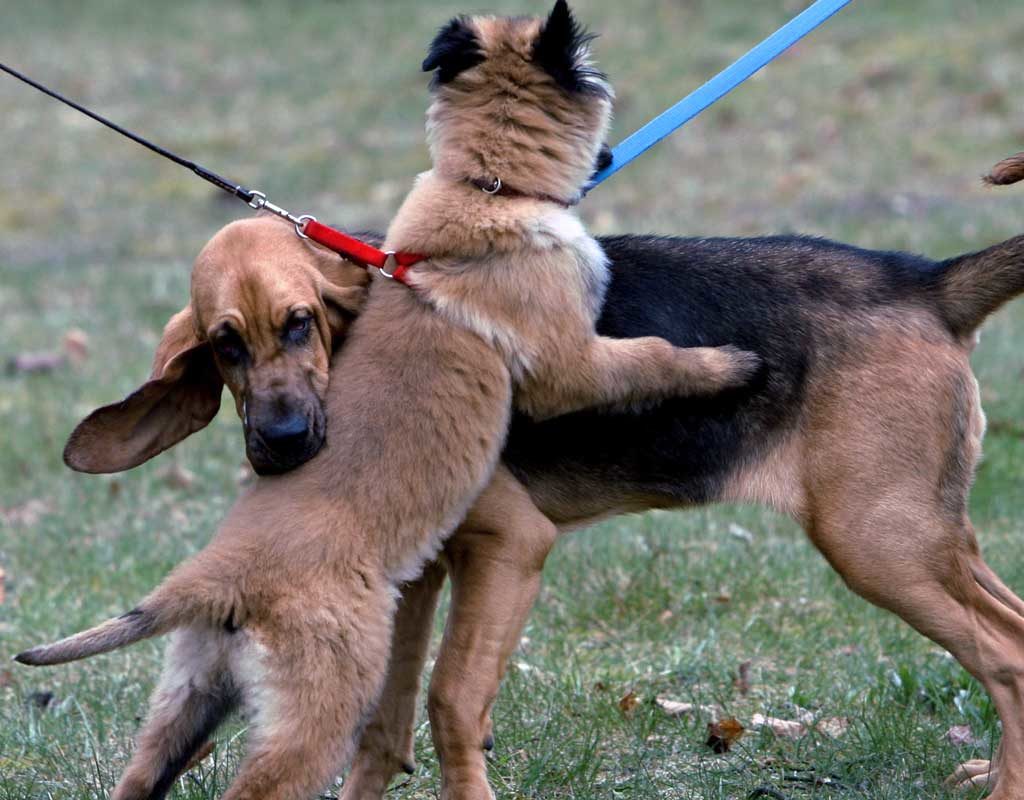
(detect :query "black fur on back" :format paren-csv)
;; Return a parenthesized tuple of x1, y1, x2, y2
(422, 16, 485, 87)
(532, 0, 608, 96)
(503, 234, 951, 512)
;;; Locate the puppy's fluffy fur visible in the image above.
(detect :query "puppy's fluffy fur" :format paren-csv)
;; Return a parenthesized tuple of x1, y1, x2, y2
(388, 1, 759, 418)
(16, 3, 755, 799)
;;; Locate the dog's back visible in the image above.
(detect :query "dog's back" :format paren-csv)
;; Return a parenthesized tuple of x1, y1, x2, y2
(505, 232, 1023, 520)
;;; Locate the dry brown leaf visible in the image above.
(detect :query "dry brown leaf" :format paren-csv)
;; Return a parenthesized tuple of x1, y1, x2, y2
(715, 592, 732, 604)
(62, 329, 90, 364)
(1, 499, 52, 527)
(618, 691, 639, 717)
(946, 724, 976, 747)
(706, 717, 745, 753)
(656, 697, 719, 719)
(160, 464, 196, 491)
(6, 352, 65, 375)
(657, 609, 674, 624)
(750, 713, 806, 739)
(816, 717, 850, 738)
(734, 660, 752, 696)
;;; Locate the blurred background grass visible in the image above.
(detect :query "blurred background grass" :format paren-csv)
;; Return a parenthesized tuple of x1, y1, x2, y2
(1, 1, 1023, 798)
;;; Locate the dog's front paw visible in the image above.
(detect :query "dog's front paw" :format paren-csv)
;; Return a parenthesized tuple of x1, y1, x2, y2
(693, 344, 762, 391)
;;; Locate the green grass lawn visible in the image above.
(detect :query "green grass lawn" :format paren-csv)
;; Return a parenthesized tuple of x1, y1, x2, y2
(2, 1, 1024, 797)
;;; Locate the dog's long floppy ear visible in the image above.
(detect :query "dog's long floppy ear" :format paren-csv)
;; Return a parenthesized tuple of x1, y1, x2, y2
(533, 0, 608, 96)
(319, 280, 367, 345)
(63, 307, 224, 473)
(421, 15, 485, 86)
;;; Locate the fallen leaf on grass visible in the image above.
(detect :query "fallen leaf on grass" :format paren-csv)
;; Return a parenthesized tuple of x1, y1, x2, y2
(816, 717, 850, 738)
(656, 697, 720, 719)
(751, 714, 806, 739)
(706, 717, 745, 753)
(618, 691, 639, 717)
(6, 352, 65, 375)
(750, 713, 849, 740)
(1, 499, 52, 526)
(159, 464, 196, 491)
(6, 329, 90, 375)
(945, 724, 983, 747)
(657, 609, 674, 624)
(62, 329, 89, 364)
(734, 660, 751, 696)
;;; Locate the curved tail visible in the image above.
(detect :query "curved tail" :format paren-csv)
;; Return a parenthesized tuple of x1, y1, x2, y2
(935, 153, 1024, 336)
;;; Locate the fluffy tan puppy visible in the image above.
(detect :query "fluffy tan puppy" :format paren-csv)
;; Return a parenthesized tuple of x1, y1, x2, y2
(387, 0, 759, 418)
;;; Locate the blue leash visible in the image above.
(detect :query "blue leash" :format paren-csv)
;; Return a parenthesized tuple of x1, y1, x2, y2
(586, 0, 854, 192)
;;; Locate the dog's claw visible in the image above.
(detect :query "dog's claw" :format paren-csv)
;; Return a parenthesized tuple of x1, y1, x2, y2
(482, 734, 494, 751)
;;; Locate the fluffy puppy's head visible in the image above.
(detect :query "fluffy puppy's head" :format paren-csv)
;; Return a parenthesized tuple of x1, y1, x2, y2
(422, 0, 613, 204)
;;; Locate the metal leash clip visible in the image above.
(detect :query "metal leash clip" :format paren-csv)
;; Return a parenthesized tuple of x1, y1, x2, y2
(246, 190, 315, 238)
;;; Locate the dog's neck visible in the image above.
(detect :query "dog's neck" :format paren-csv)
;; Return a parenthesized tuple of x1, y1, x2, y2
(466, 176, 579, 209)
(384, 170, 583, 260)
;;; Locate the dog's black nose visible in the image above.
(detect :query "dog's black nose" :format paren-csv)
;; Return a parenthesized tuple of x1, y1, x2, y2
(259, 415, 310, 453)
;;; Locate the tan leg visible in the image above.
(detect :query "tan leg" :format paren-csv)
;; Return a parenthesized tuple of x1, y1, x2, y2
(519, 336, 759, 419)
(220, 577, 396, 800)
(428, 467, 558, 800)
(111, 627, 237, 800)
(809, 499, 1024, 799)
(341, 562, 448, 800)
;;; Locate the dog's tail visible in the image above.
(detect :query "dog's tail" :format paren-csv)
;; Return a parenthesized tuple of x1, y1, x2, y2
(13, 564, 234, 667)
(13, 606, 167, 666)
(934, 153, 1024, 336)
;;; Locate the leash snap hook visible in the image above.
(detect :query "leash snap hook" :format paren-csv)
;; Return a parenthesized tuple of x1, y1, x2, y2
(246, 190, 267, 210)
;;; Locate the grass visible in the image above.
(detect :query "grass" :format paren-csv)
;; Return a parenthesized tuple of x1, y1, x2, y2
(1, 0, 1024, 797)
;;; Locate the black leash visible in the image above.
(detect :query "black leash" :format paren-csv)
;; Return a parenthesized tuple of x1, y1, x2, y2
(0, 60, 256, 205)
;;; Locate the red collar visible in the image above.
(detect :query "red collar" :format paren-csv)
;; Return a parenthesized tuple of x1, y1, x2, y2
(300, 178, 577, 284)
(301, 220, 425, 285)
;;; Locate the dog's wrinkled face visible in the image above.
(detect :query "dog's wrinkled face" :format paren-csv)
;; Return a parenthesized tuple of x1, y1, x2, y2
(63, 216, 367, 476)
(422, 0, 614, 203)
(189, 219, 366, 473)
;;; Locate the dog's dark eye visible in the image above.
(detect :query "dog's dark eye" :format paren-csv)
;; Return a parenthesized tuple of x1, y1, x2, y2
(214, 332, 246, 365)
(284, 314, 311, 344)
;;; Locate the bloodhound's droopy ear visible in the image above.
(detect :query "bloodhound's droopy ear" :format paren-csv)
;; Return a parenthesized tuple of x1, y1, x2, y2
(63, 307, 224, 473)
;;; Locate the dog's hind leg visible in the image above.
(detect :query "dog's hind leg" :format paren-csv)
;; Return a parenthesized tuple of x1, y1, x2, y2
(803, 347, 1024, 797)
(220, 576, 396, 800)
(111, 626, 238, 800)
(341, 561, 448, 800)
(428, 467, 559, 800)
